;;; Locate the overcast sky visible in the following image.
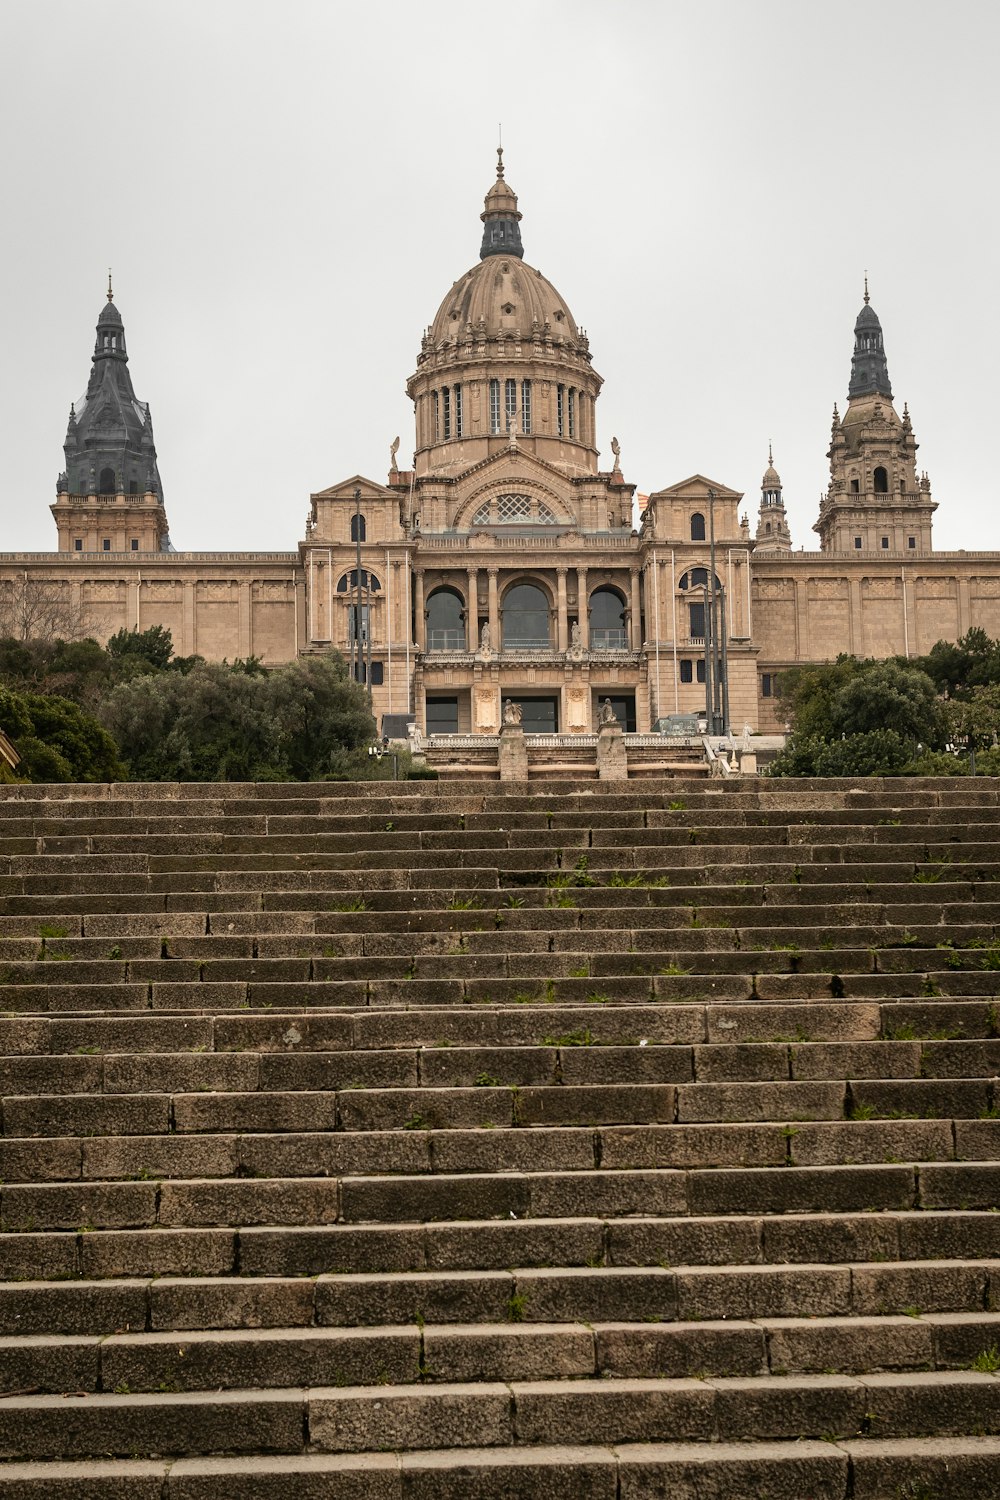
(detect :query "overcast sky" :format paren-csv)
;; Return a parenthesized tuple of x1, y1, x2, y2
(1, 0, 996, 556)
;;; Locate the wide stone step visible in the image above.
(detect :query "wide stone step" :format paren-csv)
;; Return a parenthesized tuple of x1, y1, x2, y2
(3, 1369, 1000, 1459)
(8, 1438, 1000, 1500)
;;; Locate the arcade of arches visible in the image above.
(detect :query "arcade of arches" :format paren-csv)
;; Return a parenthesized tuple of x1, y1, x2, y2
(20, 154, 1000, 737)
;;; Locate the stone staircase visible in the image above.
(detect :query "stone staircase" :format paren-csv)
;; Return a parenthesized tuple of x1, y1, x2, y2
(1, 776, 1000, 1496)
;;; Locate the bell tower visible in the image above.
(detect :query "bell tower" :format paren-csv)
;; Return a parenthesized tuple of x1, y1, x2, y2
(754, 444, 792, 553)
(51, 278, 171, 554)
(813, 281, 935, 554)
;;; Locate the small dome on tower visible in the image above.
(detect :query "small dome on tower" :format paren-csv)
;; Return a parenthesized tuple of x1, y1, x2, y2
(762, 443, 781, 490)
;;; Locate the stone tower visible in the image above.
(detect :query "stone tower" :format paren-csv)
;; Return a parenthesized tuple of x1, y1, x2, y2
(754, 445, 792, 553)
(813, 282, 935, 554)
(51, 279, 170, 554)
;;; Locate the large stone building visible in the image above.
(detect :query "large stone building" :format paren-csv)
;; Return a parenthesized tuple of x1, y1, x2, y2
(5, 154, 1000, 739)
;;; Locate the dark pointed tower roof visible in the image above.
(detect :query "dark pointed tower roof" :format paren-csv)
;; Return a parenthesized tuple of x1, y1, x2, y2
(847, 275, 893, 402)
(479, 146, 524, 261)
(57, 278, 164, 499)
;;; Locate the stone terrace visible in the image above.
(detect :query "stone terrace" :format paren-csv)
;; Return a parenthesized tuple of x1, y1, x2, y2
(1, 777, 1000, 1496)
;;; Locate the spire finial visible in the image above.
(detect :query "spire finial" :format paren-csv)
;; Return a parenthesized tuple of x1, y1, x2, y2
(107, 269, 114, 304)
(496, 137, 504, 181)
(863, 270, 869, 306)
(768, 439, 773, 465)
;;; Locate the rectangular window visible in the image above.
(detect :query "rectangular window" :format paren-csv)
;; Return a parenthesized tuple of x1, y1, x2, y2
(521, 379, 532, 434)
(854, 536, 862, 549)
(696, 659, 706, 685)
(102, 538, 111, 552)
(908, 536, 916, 549)
(130, 539, 139, 552)
(881, 536, 889, 549)
(369, 661, 384, 686)
(453, 384, 463, 438)
(432, 390, 440, 440)
(348, 604, 370, 645)
(688, 601, 706, 639)
(442, 387, 451, 439)
(489, 379, 501, 434)
(762, 673, 773, 698)
(680, 659, 693, 684)
(505, 378, 517, 432)
(426, 696, 459, 734)
(556, 384, 564, 436)
(74, 538, 83, 552)
(567, 388, 576, 438)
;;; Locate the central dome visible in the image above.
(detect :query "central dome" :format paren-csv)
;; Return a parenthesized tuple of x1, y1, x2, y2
(428, 257, 580, 347)
(407, 154, 603, 481)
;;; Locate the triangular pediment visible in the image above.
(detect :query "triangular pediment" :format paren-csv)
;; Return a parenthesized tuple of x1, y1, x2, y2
(310, 474, 393, 502)
(446, 445, 581, 492)
(648, 474, 743, 502)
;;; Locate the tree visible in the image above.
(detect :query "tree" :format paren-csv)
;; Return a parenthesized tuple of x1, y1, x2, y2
(769, 656, 947, 777)
(0, 574, 91, 643)
(0, 683, 123, 782)
(106, 625, 175, 672)
(913, 629, 1000, 699)
(100, 653, 375, 782)
(828, 660, 946, 747)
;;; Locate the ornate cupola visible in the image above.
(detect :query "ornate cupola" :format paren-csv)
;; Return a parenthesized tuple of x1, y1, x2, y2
(813, 280, 935, 555)
(848, 278, 893, 401)
(754, 444, 792, 552)
(51, 278, 171, 554)
(480, 147, 524, 260)
(406, 150, 604, 487)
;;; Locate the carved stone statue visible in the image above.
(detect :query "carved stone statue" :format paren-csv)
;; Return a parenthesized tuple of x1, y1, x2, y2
(610, 435, 621, 473)
(479, 621, 492, 651)
(502, 698, 523, 728)
(570, 621, 582, 647)
(389, 436, 400, 474)
(598, 698, 618, 728)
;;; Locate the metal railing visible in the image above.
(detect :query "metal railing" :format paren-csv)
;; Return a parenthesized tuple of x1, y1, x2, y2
(427, 629, 467, 650)
(590, 628, 628, 649)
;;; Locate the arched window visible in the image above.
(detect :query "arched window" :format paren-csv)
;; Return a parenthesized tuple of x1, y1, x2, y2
(678, 568, 720, 590)
(99, 467, 116, 495)
(874, 466, 888, 494)
(690, 512, 706, 541)
(502, 582, 550, 649)
(589, 587, 627, 650)
(350, 512, 366, 543)
(426, 587, 466, 650)
(336, 569, 381, 592)
(489, 379, 501, 434)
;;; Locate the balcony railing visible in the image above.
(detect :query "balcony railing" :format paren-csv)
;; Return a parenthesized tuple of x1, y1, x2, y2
(427, 629, 467, 650)
(590, 628, 628, 650)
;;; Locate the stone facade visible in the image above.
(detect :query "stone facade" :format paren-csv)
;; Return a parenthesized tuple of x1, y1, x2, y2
(4, 156, 1000, 729)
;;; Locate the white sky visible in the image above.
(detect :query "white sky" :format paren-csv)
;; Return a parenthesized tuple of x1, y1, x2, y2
(0, 0, 996, 555)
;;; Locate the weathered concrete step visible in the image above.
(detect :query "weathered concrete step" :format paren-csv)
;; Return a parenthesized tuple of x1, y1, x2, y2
(0, 1438, 856, 1500)
(4, 1370, 1000, 1459)
(3, 1115, 997, 1186)
(3, 1207, 1000, 1282)
(6, 1305, 1000, 1394)
(16, 1437, 1000, 1500)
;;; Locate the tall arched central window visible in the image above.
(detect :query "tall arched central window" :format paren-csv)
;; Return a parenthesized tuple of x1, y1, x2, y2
(502, 582, 550, 649)
(690, 512, 706, 541)
(426, 587, 466, 651)
(590, 587, 627, 650)
(99, 467, 116, 495)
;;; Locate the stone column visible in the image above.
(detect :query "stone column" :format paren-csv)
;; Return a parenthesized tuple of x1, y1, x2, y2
(467, 567, 479, 649)
(239, 581, 252, 659)
(556, 568, 568, 652)
(576, 567, 589, 645)
(488, 568, 499, 646)
(413, 568, 425, 651)
(629, 570, 642, 650)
